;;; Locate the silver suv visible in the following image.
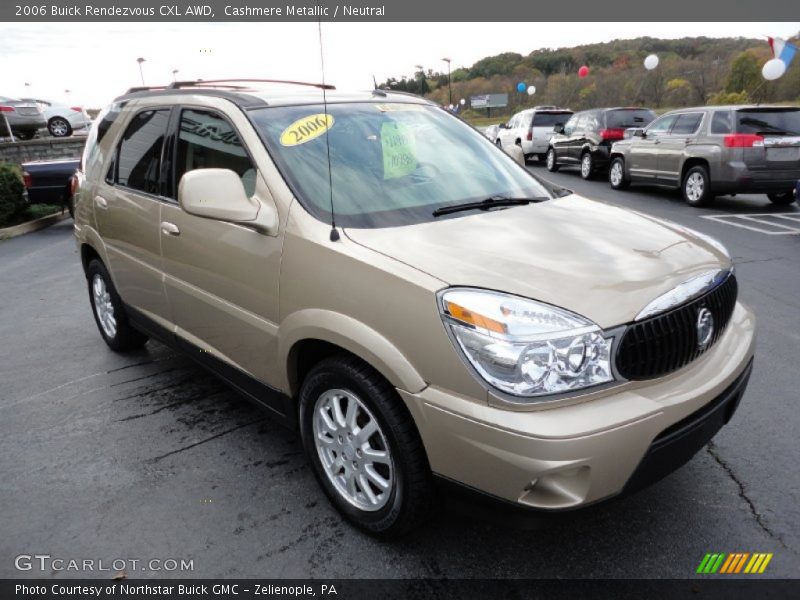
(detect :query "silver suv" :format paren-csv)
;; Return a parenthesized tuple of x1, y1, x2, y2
(495, 106, 573, 162)
(609, 105, 800, 206)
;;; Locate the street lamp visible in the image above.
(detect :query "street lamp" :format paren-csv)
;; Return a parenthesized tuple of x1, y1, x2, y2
(441, 58, 452, 106)
(136, 57, 146, 86)
(172, 69, 179, 83)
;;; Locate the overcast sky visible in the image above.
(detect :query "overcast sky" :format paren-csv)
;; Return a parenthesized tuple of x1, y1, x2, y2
(2, 22, 798, 107)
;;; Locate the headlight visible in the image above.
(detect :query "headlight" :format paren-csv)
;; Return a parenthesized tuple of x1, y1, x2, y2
(439, 289, 615, 401)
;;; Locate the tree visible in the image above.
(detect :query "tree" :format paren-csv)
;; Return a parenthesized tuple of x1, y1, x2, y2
(725, 51, 761, 94)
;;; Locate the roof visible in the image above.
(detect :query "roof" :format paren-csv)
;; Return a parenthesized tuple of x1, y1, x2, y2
(114, 79, 435, 110)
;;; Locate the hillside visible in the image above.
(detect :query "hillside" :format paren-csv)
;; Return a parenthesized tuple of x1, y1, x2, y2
(381, 36, 800, 117)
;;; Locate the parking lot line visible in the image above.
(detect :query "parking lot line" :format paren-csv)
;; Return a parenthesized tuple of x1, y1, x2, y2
(702, 213, 800, 235)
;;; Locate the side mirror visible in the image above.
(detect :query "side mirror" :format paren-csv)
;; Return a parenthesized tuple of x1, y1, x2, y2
(553, 124, 565, 134)
(178, 168, 278, 234)
(631, 128, 645, 138)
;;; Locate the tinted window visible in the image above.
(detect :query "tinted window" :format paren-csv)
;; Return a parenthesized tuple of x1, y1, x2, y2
(671, 113, 703, 135)
(646, 114, 678, 135)
(573, 114, 589, 131)
(176, 109, 256, 197)
(710, 111, 732, 134)
(735, 109, 800, 135)
(532, 112, 572, 127)
(606, 109, 657, 129)
(563, 115, 578, 135)
(116, 109, 170, 194)
(82, 101, 126, 173)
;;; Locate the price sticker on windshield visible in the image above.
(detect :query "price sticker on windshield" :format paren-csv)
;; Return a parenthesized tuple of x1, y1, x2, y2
(381, 122, 417, 179)
(280, 114, 334, 147)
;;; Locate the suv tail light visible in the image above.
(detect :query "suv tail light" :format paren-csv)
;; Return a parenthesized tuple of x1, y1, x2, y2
(526, 129, 533, 141)
(0, 105, 15, 113)
(724, 134, 764, 148)
(600, 128, 625, 141)
(22, 171, 32, 188)
(70, 106, 83, 113)
(70, 175, 79, 196)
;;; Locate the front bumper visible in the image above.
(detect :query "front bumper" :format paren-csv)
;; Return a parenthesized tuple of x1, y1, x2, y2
(400, 301, 755, 511)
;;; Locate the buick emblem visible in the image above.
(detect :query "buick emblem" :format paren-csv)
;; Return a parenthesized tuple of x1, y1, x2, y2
(696, 307, 714, 349)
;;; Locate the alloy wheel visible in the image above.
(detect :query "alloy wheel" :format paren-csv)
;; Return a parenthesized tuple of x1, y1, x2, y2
(610, 162, 623, 186)
(685, 172, 705, 202)
(92, 274, 117, 338)
(581, 154, 592, 178)
(49, 118, 69, 137)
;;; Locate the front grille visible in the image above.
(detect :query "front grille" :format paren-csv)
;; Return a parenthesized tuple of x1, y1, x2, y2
(616, 274, 738, 380)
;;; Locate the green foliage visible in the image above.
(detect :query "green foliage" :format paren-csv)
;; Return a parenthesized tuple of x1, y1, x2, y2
(708, 91, 749, 105)
(0, 163, 26, 226)
(725, 51, 762, 94)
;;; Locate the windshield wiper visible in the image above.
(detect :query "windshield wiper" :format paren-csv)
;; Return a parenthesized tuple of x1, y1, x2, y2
(432, 196, 547, 217)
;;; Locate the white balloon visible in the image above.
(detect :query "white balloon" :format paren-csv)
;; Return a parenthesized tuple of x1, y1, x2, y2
(527, 85, 536, 96)
(644, 54, 659, 70)
(460, 98, 466, 105)
(762, 58, 786, 81)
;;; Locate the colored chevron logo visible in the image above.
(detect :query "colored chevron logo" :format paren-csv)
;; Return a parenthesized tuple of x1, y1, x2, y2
(696, 552, 774, 574)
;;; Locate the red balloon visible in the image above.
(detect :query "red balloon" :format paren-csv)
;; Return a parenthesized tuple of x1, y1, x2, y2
(578, 65, 590, 78)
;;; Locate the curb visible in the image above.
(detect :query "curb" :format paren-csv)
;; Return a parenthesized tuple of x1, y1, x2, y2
(0, 211, 71, 241)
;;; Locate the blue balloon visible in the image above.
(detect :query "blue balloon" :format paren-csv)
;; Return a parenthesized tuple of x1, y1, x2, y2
(516, 82, 526, 93)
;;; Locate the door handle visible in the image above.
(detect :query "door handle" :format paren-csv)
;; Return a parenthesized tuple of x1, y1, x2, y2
(160, 222, 180, 236)
(94, 196, 108, 209)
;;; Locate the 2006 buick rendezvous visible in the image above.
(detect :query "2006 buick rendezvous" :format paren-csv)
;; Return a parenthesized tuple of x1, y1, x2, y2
(74, 80, 755, 536)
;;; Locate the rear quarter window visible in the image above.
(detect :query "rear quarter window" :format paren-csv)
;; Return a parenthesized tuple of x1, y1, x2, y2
(605, 109, 657, 129)
(710, 111, 732, 134)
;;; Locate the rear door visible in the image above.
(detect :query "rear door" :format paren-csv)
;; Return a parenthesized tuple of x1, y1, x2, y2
(656, 111, 704, 184)
(93, 106, 173, 324)
(735, 108, 800, 174)
(551, 113, 577, 158)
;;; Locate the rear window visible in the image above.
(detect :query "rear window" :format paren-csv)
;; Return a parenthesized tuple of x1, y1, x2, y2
(735, 109, 800, 135)
(605, 109, 657, 129)
(532, 112, 572, 127)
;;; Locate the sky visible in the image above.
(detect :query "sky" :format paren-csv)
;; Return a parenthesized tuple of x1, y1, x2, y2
(1, 22, 799, 107)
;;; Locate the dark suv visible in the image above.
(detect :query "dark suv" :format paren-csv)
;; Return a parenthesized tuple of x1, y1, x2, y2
(546, 107, 656, 179)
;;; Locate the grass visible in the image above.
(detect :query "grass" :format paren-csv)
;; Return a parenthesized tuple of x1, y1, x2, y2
(0, 203, 63, 229)
(461, 115, 509, 127)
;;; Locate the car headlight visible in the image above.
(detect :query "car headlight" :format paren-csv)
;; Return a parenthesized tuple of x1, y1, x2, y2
(438, 289, 615, 401)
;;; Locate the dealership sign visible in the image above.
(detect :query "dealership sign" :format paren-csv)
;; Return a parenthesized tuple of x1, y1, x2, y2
(470, 94, 508, 109)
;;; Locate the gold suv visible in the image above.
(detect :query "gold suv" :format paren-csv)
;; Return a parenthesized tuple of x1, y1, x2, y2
(74, 80, 756, 536)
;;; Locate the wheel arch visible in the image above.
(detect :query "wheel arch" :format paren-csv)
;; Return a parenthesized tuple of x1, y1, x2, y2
(681, 156, 711, 181)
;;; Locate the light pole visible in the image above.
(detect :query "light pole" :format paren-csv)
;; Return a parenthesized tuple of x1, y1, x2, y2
(414, 64, 424, 94)
(136, 57, 146, 86)
(172, 69, 179, 83)
(441, 58, 452, 106)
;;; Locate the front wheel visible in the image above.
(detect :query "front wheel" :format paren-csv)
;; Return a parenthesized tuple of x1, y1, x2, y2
(546, 148, 559, 172)
(767, 191, 796, 205)
(682, 165, 714, 207)
(48, 117, 72, 138)
(299, 356, 433, 537)
(609, 157, 630, 190)
(86, 259, 148, 352)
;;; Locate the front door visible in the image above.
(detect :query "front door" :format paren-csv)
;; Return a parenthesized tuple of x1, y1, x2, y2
(656, 112, 704, 184)
(628, 114, 677, 180)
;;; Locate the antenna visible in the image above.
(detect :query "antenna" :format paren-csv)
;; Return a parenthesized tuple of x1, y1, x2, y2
(317, 19, 339, 242)
(372, 74, 378, 89)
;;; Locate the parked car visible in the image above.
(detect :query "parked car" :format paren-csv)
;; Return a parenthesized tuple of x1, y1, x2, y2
(495, 106, 573, 162)
(609, 105, 800, 206)
(546, 107, 657, 179)
(74, 80, 754, 536)
(21, 98, 91, 137)
(0, 96, 46, 140)
(22, 158, 80, 217)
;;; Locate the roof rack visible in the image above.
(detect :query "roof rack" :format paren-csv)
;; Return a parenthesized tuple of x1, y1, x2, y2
(124, 79, 336, 96)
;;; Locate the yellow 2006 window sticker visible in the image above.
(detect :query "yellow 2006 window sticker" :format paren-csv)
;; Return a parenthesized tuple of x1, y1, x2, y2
(280, 113, 334, 147)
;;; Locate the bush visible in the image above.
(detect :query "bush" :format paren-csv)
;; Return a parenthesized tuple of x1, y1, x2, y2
(0, 162, 27, 227)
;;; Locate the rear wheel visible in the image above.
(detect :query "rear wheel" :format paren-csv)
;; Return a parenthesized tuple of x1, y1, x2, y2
(546, 148, 559, 172)
(299, 355, 433, 537)
(48, 117, 72, 138)
(609, 157, 630, 190)
(767, 191, 796, 205)
(682, 165, 714, 207)
(580, 152, 595, 180)
(86, 259, 148, 352)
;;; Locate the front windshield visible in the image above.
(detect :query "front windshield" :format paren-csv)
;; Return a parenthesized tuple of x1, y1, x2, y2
(250, 102, 551, 228)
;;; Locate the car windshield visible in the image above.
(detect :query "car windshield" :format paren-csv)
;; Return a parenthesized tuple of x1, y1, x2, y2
(605, 109, 657, 129)
(532, 112, 572, 127)
(250, 102, 551, 228)
(736, 109, 800, 135)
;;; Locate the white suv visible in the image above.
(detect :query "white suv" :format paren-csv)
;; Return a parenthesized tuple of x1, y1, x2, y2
(495, 106, 573, 162)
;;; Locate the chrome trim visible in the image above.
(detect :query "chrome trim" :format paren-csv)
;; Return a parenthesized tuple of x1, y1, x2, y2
(635, 268, 731, 321)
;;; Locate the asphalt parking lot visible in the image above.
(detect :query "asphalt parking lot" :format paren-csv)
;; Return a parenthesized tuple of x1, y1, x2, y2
(1, 165, 798, 579)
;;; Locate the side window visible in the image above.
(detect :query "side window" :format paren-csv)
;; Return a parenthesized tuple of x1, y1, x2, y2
(573, 114, 589, 133)
(710, 111, 732, 134)
(563, 115, 578, 135)
(176, 109, 256, 197)
(115, 109, 170, 194)
(646, 114, 677, 136)
(671, 113, 703, 135)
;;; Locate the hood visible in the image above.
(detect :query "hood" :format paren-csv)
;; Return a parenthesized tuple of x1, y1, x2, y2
(344, 195, 731, 329)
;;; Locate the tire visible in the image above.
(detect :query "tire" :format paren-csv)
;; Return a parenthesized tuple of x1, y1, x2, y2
(15, 130, 35, 140)
(580, 152, 595, 180)
(609, 157, 630, 190)
(299, 355, 433, 537)
(537, 153, 547, 162)
(546, 148, 559, 172)
(682, 165, 714, 207)
(86, 259, 148, 352)
(767, 191, 796, 205)
(495, 139, 502, 148)
(48, 117, 72, 138)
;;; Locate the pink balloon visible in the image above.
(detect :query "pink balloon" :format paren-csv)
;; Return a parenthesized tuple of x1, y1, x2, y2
(578, 65, 590, 78)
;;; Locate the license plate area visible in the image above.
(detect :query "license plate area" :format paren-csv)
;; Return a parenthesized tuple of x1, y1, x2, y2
(767, 147, 800, 161)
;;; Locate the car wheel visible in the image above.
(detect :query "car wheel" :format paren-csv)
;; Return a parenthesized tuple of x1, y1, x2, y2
(15, 130, 36, 140)
(86, 259, 148, 352)
(767, 191, 796, 205)
(299, 355, 433, 537)
(580, 152, 595, 180)
(609, 157, 630, 190)
(682, 165, 714, 207)
(537, 154, 547, 162)
(495, 139, 502, 148)
(48, 117, 72, 138)
(546, 148, 559, 172)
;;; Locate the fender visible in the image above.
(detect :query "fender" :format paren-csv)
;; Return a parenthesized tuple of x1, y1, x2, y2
(278, 308, 427, 394)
